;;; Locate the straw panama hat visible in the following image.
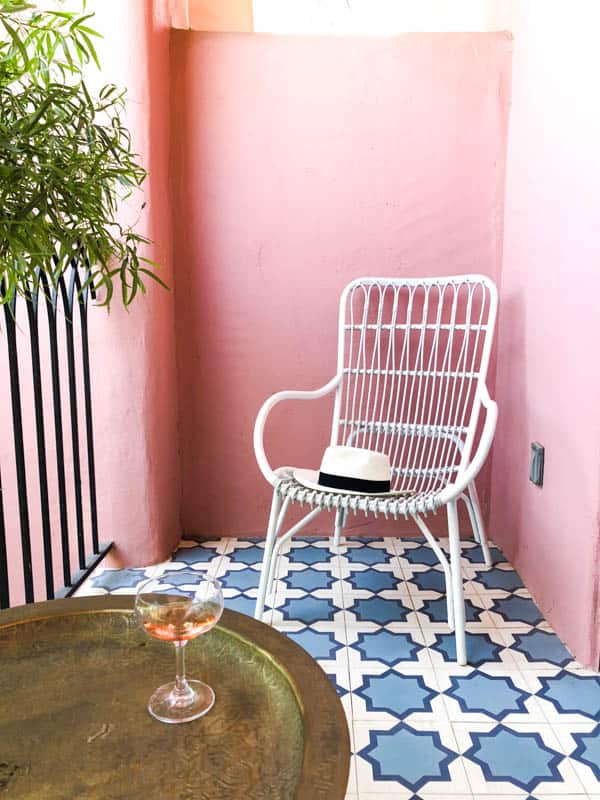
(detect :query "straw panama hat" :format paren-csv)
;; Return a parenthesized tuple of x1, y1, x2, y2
(293, 445, 407, 497)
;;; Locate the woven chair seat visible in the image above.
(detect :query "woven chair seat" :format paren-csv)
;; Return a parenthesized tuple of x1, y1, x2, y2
(274, 468, 443, 518)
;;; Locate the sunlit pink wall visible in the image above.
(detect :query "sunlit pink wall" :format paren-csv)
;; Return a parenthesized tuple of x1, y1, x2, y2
(170, 31, 511, 538)
(489, 1, 600, 667)
(88, 0, 181, 568)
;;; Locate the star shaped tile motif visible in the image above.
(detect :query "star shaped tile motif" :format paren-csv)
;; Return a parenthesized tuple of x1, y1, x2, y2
(355, 672, 437, 716)
(408, 568, 446, 593)
(226, 545, 266, 566)
(285, 629, 344, 660)
(360, 723, 457, 790)
(490, 595, 544, 625)
(511, 629, 573, 666)
(219, 568, 261, 592)
(286, 544, 334, 565)
(278, 596, 337, 625)
(400, 545, 441, 566)
(346, 569, 400, 593)
(281, 568, 335, 592)
(477, 567, 524, 592)
(351, 630, 421, 665)
(161, 570, 218, 588)
(342, 546, 394, 566)
(171, 545, 220, 565)
(572, 725, 600, 780)
(538, 671, 600, 720)
(445, 672, 530, 718)
(348, 596, 412, 625)
(461, 544, 503, 564)
(430, 631, 504, 666)
(464, 726, 564, 791)
(90, 568, 148, 591)
(417, 597, 483, 624)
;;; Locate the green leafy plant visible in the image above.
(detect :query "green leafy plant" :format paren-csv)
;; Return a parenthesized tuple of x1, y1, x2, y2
(0, 0, 165, 307)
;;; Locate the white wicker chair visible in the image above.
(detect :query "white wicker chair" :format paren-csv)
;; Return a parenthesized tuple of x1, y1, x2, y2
(253, 276, 498, 665)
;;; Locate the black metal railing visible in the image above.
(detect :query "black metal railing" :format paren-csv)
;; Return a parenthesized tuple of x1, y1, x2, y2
(1, 261, 112, 608)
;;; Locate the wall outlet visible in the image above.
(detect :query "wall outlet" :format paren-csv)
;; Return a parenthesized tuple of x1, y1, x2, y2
(530, 442, 544, 487)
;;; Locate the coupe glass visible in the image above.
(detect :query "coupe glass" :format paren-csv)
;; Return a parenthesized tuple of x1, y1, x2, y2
(135, 571, 224, 724)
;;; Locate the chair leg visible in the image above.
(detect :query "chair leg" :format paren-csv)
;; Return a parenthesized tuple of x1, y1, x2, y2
(333, 507, 344, 549)
(254, 489, 282, 620)
(467, 482, 492, 567)
(461, 492, 481, 544)
(448, 499, 467, 665)
(266, 507, 322, 594)
(412, 513, 454, 630)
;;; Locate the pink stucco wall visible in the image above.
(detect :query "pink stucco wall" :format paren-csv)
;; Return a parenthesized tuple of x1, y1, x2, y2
(88, 0, 181, 568)
(489, 2, 600, 668)
(170, 31, 511, 538)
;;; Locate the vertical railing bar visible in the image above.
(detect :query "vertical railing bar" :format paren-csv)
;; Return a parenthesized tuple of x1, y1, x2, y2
(3, 290, 34, 602)
(0, 466, 9, 608)
(25, 278, 55, 599)
(60, 266, 86, 570)
(42, 272, 72, 587)
(76, 267, 99, 553)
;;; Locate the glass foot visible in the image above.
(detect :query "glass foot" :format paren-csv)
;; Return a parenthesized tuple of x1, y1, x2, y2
(147, 679, 215, 724)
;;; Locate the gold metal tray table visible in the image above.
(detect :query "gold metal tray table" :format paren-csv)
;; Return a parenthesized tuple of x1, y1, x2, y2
(0, 596, 350, 799)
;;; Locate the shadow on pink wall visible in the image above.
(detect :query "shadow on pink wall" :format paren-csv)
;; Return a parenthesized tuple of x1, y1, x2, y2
(170, 30, 511, 539)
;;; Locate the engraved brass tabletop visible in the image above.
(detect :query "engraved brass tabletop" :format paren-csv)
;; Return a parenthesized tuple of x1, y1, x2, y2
(0, 596, 350, 799)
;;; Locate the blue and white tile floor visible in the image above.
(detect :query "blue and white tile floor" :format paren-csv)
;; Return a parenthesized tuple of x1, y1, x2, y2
(79, 535, 600, 800)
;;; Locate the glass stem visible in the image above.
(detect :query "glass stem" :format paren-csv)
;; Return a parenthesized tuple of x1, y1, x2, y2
(174, 641, 189, 694)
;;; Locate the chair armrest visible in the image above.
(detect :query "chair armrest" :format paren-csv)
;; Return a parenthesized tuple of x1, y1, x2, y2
(254, 374, 342, 485)
(437, 383, 498, 505)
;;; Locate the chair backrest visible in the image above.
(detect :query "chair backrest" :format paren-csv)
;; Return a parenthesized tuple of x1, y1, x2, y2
(331, 276, 497, 495)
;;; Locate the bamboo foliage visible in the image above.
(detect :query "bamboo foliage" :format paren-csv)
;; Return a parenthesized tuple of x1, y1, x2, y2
(0, 0, 166, 308)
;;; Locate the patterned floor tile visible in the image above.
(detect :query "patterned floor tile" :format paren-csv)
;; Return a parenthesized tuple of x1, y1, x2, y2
(218, 566, 261, 592)
(413, 594, 496, 630)
(538, 672, 600, 722)
(171, 541, 224, 567)
(549, 723, 600, 793)
(407, 567, 448, 594)
(476, 567, 525, 593)
(353, 669, 439, 719)
(274, 595, 342, 625)
(340, 547, 397, 571)
(285, 627, 346, 660)
(438, 668, 549, 726)
(461, 543, 506, 566)
(489, 596, 545, 627)
(456, 723, 585, 796)
(399, 544, 445, 569)
(344, 568, 405, 593)
(354, 718, 471, 795)
(280, 567, 337, 592)
(506, 630, 574, 670)
(222, 543, 266, 567)
(286, 541, 336, 565)
(347, 628, 424, 665)
(445, 671, 530, 720)
(345, 595, 415, 626)
(465, 727, 564, 792)
(85, 567, 150, 593)
(428, 629, 514, 671)
(223, 593, 257, 617)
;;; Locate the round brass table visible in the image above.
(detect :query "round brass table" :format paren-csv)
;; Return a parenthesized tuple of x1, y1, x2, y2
(0, 596, 350, 799)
